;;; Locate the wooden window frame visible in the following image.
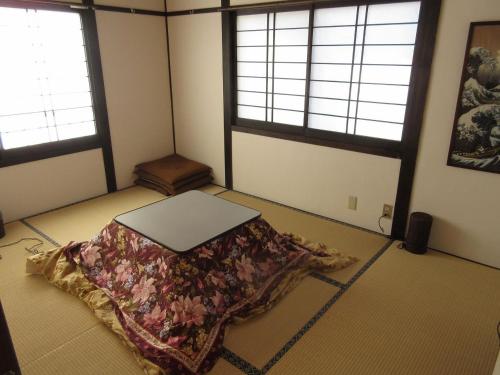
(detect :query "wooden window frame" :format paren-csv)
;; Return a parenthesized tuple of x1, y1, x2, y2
(229, 0, 432, 159)
(0, 0, 116, 192)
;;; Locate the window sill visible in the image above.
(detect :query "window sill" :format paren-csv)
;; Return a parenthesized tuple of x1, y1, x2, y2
(232, 121, 402, 159)
(0, 135, 101, 168)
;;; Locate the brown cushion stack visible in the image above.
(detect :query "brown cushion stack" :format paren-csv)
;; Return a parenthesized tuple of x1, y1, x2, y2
(134, 154, 212, 195)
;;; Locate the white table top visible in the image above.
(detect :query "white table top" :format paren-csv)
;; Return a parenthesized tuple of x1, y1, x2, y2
(114, 190, 261, 253)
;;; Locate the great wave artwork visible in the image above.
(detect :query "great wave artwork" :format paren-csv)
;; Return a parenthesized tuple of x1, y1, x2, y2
(448, 22, 500, 174)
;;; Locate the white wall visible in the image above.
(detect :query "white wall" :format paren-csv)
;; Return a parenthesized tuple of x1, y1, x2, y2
(96, 11, 174, 189)
(167, 10, 226, 185)
(230, 0, 288, 4)
(233, 132, 400, 233)
(167, 0, 219, 12)
(95, 0, 164, 11)
(410, 0, 500, 268)
(0, 150, 107, 222)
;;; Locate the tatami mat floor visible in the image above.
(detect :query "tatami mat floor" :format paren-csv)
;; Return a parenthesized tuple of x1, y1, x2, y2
(0, 184, 499, 375)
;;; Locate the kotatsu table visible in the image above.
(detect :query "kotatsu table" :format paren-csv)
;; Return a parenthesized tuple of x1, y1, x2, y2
(114, 190, 261, 253)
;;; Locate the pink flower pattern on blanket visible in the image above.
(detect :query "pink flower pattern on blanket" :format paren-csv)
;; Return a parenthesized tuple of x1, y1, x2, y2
(81, 246, 101, 267)
(65, 218, 340, 374)
(115, 259, 132, 283)
(171, 296, 207, 328)
(131, 275, 156, 304)
(236, 255, 255, 282)
(143, 304, 167, 329)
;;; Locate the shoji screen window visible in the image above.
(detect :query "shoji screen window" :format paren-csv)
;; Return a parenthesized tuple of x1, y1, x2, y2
(236, 10, 310, 127)
(0, 7, 96, 151)
(233, 1, 423, 152)
(309, 2, 420, 141)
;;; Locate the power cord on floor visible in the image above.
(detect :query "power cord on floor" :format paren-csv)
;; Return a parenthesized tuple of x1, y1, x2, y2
(0, 238, 44, 260)
(497, 321, 500, 347)
(378, 215, 385, 234)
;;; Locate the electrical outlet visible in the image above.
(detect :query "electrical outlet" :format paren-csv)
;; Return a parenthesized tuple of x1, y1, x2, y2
(383, 204, 393, 218)
(348, 196, 357, 210)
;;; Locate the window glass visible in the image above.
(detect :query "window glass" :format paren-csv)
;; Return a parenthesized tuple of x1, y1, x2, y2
(236, 10, 310, 124)
(0, 7, 96, 150)
(235, 1, 421, 141)
(307, 2, 419, 139)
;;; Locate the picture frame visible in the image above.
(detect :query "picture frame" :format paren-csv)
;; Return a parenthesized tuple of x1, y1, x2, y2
(447, 21, 500, 174)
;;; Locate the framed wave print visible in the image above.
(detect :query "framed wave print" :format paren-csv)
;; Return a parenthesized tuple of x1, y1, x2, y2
(447, 21, 500, 173)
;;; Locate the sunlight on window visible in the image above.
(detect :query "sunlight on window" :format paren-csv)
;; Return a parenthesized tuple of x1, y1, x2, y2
(235, 1, 422, 142)
(0, 7, 96, 150)
(236, 11, 309, 126)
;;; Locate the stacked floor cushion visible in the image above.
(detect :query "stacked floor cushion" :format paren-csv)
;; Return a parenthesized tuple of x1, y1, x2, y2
(134, 154, 212, 195)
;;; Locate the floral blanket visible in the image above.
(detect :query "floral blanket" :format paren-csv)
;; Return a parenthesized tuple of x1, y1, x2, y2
(26, 218, 356, 374)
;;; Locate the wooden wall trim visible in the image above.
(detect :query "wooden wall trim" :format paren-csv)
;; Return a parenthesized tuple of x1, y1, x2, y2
(222, 0, 234, 189)
(391, 0, 442, 239)
(164, 0, 177, 154)
(0, 0, 166, 16)
(82, 0, 117, 192)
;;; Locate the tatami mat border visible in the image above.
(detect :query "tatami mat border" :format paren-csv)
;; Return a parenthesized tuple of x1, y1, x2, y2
(20, 219, 61, 247)
(222, 239, 394, 374)
(212, 184, 228, 192)
(220, 347, 262, 375)
(217, 189, 388, 238)
(345, 240, 394, 287)
(259, 239, 394, 374)
(310, 272, 347, 289)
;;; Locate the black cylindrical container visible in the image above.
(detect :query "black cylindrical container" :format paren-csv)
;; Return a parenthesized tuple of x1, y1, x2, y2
(405, 212, 433, 254)
(0, 211, 5, 239)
